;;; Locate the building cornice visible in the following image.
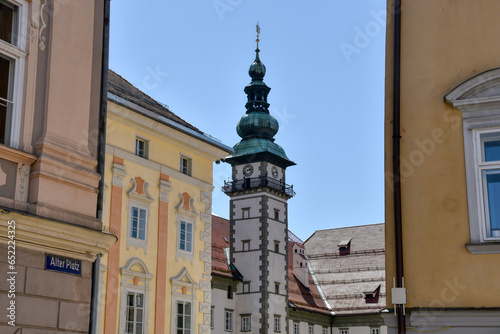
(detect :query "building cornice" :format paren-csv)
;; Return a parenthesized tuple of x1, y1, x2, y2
(0, 212, 117, 261)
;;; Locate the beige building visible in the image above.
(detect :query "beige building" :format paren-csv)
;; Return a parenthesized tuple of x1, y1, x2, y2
(0, 0, 115, 333)
(384, 0, 500, 333)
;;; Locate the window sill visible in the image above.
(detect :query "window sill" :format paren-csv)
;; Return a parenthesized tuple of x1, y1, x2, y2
(466, 243, 500, 254)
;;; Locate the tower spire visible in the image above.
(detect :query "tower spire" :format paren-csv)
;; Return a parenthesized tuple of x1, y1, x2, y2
(256, 23, 260, 55)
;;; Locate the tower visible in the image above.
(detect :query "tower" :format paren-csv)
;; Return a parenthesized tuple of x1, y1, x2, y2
(223, 25, 296, 334)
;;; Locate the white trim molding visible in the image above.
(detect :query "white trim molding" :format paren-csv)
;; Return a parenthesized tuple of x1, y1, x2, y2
(445, 68, 500, 253)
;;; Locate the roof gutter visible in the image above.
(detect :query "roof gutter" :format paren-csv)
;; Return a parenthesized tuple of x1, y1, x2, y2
(392, 0, 406, 333)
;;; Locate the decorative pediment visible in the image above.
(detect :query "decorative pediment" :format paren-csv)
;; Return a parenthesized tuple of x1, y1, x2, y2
(126, 177, 154, 203)
(171, 267, 199, 289)
(445, 68, 500, 115)
(175, 192, 198, 216)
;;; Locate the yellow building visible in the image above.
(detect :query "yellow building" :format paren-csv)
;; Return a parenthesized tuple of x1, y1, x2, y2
(384, 1, 500, 333)
(98, 70, 231, 333)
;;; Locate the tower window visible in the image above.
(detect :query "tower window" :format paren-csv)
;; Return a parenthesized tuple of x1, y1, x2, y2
(227, 285, 233, 299)
(274, 241, 280, 253)
(274, 209, 280, 220)
(242, 240, 250, 251)
(242, 208, 250, 219)
(275, 282, 280, 294)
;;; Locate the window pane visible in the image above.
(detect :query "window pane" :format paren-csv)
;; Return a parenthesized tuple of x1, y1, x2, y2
(486, 171, 500, 236)
(185, 302, 191, 315)
(485, 140, 500, 162)
(126, 321, 134, 334)
(127, 293, 134, 306)
(136, 323, 143, 334)
(127, 307, 134, 321)
(0, 55, 12, 144)
(0, 2, 15, 44)
(139, 229, 145, 240)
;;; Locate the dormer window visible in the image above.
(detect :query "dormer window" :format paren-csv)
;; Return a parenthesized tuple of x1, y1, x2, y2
(338, 238, 352, 256)
(364, 285, 381, 303)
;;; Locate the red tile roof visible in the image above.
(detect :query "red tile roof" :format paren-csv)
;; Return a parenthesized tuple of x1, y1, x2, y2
(211, 215, 232, 279)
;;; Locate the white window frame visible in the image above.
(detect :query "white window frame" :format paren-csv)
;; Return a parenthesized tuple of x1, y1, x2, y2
(293, 322, 300, 334)
(134, 136, 149, 159)
(340, 329, 349, 334)
(125, 291, 144, 334)
(475, 129, 500, 240)
(370, 328, 380, 334)
(445, 68, 500, 254)
(322, 327, 328, 334)
(241, 314, 251, 331)
(224, 309, 233, 332)
(308, 324, 314, 334)
(274, 315, 281, 332)
(176, 300, 192, 334)
(0, 0, 28, 148)
(180, 154, 192, 176)
(175, 215, 196, 263)
(127, 202, 149, 253)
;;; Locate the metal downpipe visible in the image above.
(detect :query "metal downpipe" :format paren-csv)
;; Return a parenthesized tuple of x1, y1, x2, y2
(392, 0, 406, 333)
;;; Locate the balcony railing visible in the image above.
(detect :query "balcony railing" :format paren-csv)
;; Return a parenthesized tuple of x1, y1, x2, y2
(222, 176, 295, 197)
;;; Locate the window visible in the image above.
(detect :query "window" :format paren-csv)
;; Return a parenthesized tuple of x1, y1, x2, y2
(308, 325, 314, 334)
(274, 209, 280, 220)
(176, 301, 191, 334)
(210, 307, 214, 329)
(242, 207, 250, 219)
(119, 258, 152, 334)
(125, 292, 144, 334)
(130, 206, 147, 240)
(242, 240, 250, 251)
(322, 328, 328, 334)
(293, 323, 300, 334)
(241, 315, 251, 331)
(274, 282, 280, 294)
(340, 329, 349, 334)
(225, 310, 233, 331)
(242, 282, 250, 293)
(274, 241, 280, 253)
(227, 285, 233, 299)
(0, 0, 27, 147)
(134, 137, 149, 159)
(477, 130, 500, 239)
(371, 328, 380, 334)
(180, 155, 192, 176)
(179, 221, 192, 252)
(274, 316, 281, 332)
(445, 68, 500, 253)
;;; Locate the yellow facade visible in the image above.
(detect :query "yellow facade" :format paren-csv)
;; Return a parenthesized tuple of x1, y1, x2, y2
(384, 1, 500, 331)
(98, 75, 231, 333)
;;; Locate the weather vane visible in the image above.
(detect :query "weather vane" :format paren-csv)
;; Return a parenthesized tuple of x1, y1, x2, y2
(256, 23, 260, 49)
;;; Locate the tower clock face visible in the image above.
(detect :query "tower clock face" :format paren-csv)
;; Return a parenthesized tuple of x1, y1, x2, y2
(271, 166, 279, 179)
(243, 164, 254, 177)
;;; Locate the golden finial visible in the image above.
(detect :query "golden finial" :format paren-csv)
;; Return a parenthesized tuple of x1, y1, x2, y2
(256, 23, 260, 49)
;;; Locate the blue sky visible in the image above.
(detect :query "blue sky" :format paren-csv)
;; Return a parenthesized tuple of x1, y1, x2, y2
(109, 0, 387, 241)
